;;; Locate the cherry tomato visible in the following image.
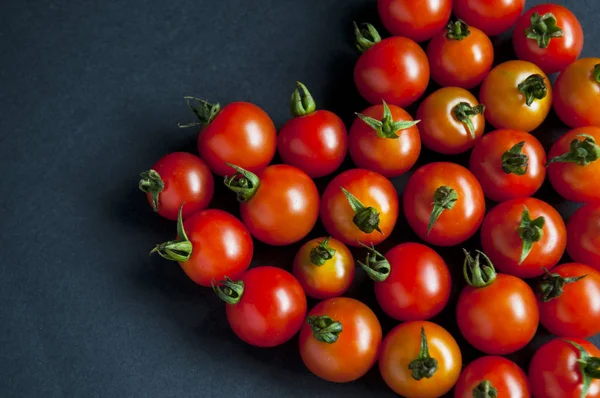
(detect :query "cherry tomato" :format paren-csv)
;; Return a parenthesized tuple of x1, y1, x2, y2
(225, 164, 319, 246)
(513, 4, 583, 74)
(454, 356, 530, 398)
(403, 162, 485, 247)
(567, 204, 600, 270)
(457, 250, 539, 355)
(292, 237, 355, 300)
(151, 206, 253, 287)
(321, 168, 398, 247)
(529, 338, 600, 398)
(379, 321, 462, 398)
(554, 58, 600, 128)
(453, 0, 525, 37)
(427, 20, 494, 89)
(349, 101, 421, 177)
(277, 82, 348, 178)
(416, 87, 486, 155)
(377, 0, 451, 42)
(547, 127, 600, 203)
(469, 129, 547, 202)
(299, 297, 382, 383)
(353, 23, 430, 108)
(480, 60, 552, 132)
(213, 266, 307, 348)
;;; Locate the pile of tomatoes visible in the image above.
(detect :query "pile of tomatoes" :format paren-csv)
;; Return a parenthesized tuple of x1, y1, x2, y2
(139, 0, 600, 397)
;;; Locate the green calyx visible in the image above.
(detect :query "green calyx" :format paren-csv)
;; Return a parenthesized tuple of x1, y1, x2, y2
(526, 12, 563, 49)
(309, 237, 336, 266)
(563, 339, 600, 398)
(518, 206, 545, 264)
(223, 163, 260, 203)
(446, 19, 471, 40)
(341, 187, 382, 234)
(453, 102, 485, 140)
(212, 277, 244, 305)
(538, 268, 587, 302)
(139, 169, 164, 212)
(356, 100, 420, 139)
(502, 141, 529, 175)
(178, 96, 221, 128)
(290, 81, 316, 117)
(353, 22, 381, 53)
(408, 327, 438, 381)
(306, 315, 343, 344)
(594, 64, 600, 84)
(463, 249, 497, 288)
(356, 241, 390, 282)
(547, 134, 600, 166)
(428, 186, 458, 235)
(518, 74, 548, 107)
(473, 380, 498, 398)
(150, 204, 193, 263)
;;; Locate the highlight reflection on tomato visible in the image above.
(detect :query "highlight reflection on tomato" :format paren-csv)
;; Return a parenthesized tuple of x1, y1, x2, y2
(378, 0, 452, 42)
(554, 58, 600, 128)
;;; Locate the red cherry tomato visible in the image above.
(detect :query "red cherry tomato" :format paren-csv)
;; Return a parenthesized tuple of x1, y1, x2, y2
(453, 0, 525, 37)
(403, 162, 485, 247)
(377, 0, 451, 42)
(547, 127, 600, 203)
(427, 20, 494, 89)
(353, 23, 430, 108)
(349, 101, 421, 177)
(554, 58, 600, 128)
(567, 204, 600, 270)
(469, 129, 547, 202)
(292, 237, 355, 300)
(277, 82, 348, 178)
(513, 4, 583, 74)
(299, 297, 382, 383)
(454, 356, 531, 398)
(321, 168, 399, 247)
(481, 197, 567, 278)
(529, 338, 600, 398)
(214, 266, 307, 348)
(139, 152, 214, 220)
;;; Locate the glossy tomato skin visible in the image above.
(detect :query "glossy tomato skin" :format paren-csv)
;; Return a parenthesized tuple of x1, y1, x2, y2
(379, 321, 462, 398)
(198, 102, 276, 176)
(457, 273, 539, 355)
(354, 37, 430, 108)
(321, 169, 398, 247)
(554, 58, 600, 128)
(480, 60, 552, 132)
(416, 87, 485, 155)
(240, 164, 319, 246)
(469, 129, 547, 202)
(454, 356, 531, 398)
(226, 266, 307, 347)
(403, 162, 485, 247)
(513, 4, 583, 74)
(299, 297, 382, 383)
(529, 338, 600, 398)
(377, 0, 451, 42)
(374, 243, 451, 321)
(278, 110, 348, 178)
(292, 238, 355, 300)
(453, 0, 525, 37)
(567, 204, 600, 270)
(349, 104, 421, 177)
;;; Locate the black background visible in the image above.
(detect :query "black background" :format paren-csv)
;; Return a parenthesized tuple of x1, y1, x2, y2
(1, 0, 598, 396)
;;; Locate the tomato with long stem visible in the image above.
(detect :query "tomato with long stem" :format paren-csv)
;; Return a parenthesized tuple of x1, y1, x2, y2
(453, 0, 525, 37)
(554, 58, 600, 128)
(567, 204, 600, 270)
(377, 0, 452, 42)
(454, 356, 531, 398)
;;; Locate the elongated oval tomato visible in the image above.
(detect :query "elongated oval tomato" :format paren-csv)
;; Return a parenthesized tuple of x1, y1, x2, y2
(453, 0, 525, 37)
(567, 204, 600, 270)
(299, 297, 382, 383)
(554, 58, 600, 128)
(377, 0, 452, 42)
(454, 356, 530, 398)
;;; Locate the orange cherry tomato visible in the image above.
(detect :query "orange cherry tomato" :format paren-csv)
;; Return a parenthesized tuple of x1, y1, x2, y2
(554, 58, 600, 128)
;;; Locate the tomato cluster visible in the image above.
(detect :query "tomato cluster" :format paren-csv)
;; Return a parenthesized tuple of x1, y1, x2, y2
(139, 1, 600, 396)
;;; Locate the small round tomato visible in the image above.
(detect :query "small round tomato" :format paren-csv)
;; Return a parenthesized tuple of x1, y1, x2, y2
(416, 87, 486, 155)
(213, 266, 307, 347)
(299, 297, 382, 383)
(353, 23, 430, 108)
(469, 129, 547, 202)
(321, 168, 398, 247)
(377, 0, 451, 42)
(379, 321, 462, 398)
(427, 20, 494, 89)
(151, 206, 253, 287)
(139, 152, 214, 220)
(529, 338, 600, 398)
(403, 162, 485, 247)
(224, 164, 319, 246)
(513, 4, 583, 74)
(457, 250, 539, 355)
(567, 204, 600, 270)
(480, 60, 552, 132)
(292, 237, 355, 300)
(453, 0, 525, 37)
(547, 127, 600, 203)
(480, 197, 566, 278)
(554, 58, 600, 128)
(277, 82, 348, 178)
(349, 101, 421, 177)
(454, 356, 530, 398)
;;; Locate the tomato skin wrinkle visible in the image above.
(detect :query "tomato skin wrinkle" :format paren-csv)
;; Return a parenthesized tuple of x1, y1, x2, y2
(378, 0, 452, 43)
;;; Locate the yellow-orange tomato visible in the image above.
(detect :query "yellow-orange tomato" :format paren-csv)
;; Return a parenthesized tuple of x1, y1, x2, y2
(554, 58, 600, 128)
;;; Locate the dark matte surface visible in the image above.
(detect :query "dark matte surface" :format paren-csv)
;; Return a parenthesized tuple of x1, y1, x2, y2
(1, 0, 598, 396)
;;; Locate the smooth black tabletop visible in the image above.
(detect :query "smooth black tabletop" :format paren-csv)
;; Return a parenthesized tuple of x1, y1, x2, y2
(1, 0, 598, 397)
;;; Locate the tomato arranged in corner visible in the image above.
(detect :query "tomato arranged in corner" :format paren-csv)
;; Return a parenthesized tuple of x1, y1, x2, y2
(453, 0, 525, 37)
(454, 356, 531, 398)
(299, 297, 382, 383)
(567, 204, 600, 270)
(277, 82, 348, 178)
(554, 58, 600, 128)
(377, 0, 452, 42)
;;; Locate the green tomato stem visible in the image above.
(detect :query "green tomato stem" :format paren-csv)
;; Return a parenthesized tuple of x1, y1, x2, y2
(341, 187, 382, 234)
(290, 81, 316, 117)
(139, 169, 164, 212)
(428, 186, 458, 235)
(453, 102, 485, 140)
(212, 277, 244, 305)
(306, 315, 343, 344)
(356, 241, 390, 282)
(518, 74, 548, 107)
(502, 141, 529, 175)
(309, 237, 336, 266)
(538, 268, 587, 302)
(473, 380, 498, 398)
(150, 204, 193, 262)
(178, 96, 221, 128)
(463, 249, 497, 288)
(446, 19, 471, 40)
(356, 100, 420, 139)
(547, 134, 600, 166)
(408, 327, 438, 381)
(518, 206, 545, 264)
(563, 339, 600, 398)
(353, 22, 381, 53)
(525, 12, 563, 49)
(223, 163, 260, 203)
